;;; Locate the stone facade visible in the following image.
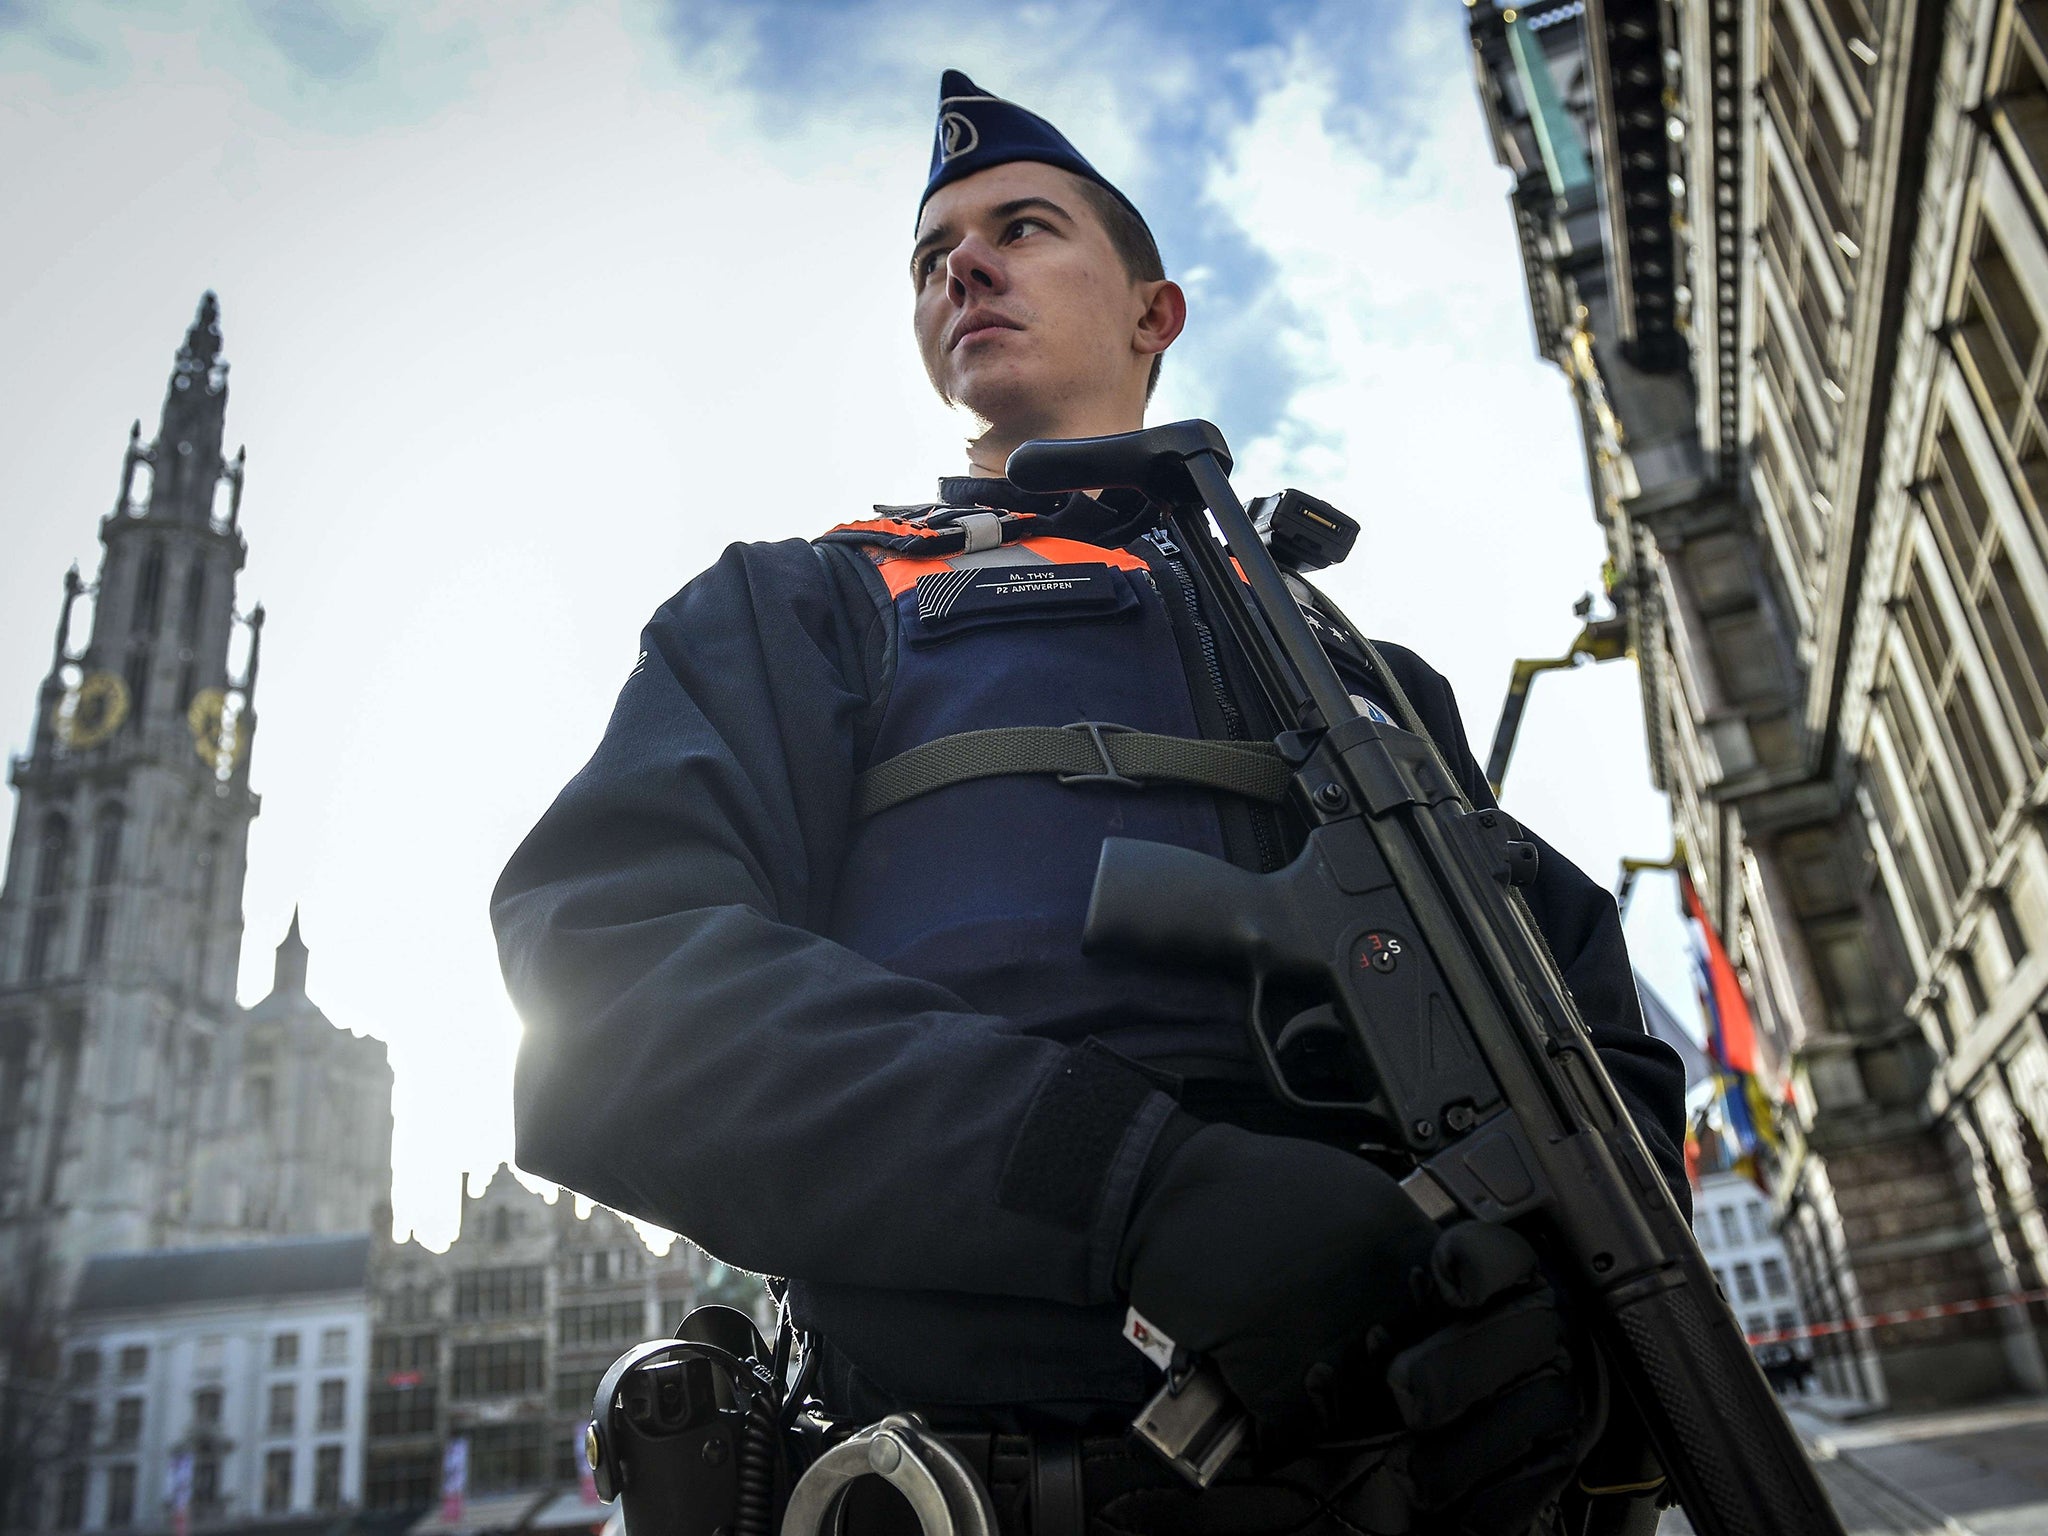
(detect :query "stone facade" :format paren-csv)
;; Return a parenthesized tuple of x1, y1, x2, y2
(0, 296, 396, 1533)
(1466, 0, 2048, 1408)
(53, 1237, 372, 1531)
(0, 295, 394, 1304)
(363, 1167, 759, 1516)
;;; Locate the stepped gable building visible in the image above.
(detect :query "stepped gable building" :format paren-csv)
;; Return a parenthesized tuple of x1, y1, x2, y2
(363, 1167, 758, 1516)
(1466, 0, 2048, 1409)
(0, 293, 394, 1303)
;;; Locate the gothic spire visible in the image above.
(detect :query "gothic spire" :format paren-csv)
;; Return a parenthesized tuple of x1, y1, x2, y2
(273, 906, 309, 998)
(148, 292, 230, 525)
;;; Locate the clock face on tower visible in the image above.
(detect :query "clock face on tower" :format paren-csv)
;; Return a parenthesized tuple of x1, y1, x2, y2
(187, 687, 246, 772)
(58, 671, 130, 750)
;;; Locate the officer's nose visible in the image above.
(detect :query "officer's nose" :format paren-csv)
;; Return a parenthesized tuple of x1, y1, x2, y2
(946, 234, 1006, 303)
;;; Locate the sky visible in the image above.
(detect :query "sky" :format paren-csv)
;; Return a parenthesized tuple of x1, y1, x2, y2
(0, 0, 1706, 1252)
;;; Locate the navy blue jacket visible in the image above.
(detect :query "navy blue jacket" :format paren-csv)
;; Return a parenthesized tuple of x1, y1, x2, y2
(491, 479, 1687, 1417)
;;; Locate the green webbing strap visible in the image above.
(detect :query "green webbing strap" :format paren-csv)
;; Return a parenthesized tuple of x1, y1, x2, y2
(853, 723, 1291, 818)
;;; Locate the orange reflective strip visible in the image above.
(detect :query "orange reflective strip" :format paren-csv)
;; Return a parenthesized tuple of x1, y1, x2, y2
(872, 535, 1151, 598)
(1018, 537, 1151, 573)
(877, 554, 958, 597)
(825, 517, 940, 539)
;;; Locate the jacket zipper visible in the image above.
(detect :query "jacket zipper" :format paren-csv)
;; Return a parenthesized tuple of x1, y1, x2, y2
(1145, 528, 1280, 872)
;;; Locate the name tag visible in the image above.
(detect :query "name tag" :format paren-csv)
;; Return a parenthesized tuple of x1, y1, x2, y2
(907, 562, 1138, 643)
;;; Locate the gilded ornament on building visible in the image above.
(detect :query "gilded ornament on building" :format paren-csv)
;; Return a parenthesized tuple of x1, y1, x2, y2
(58, 670, 130, 750)
(187, 687, 245, 771)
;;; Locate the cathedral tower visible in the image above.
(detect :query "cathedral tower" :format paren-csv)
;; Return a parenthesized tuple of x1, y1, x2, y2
(0, 294, 266, 1284)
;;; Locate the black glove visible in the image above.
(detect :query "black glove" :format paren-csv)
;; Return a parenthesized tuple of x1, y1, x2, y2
(1386, 1222, 1588, 1535)
(1116, 1118, 1438, 1446)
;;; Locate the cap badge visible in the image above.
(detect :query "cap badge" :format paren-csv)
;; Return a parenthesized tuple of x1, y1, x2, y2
(939, 111, 979, 162)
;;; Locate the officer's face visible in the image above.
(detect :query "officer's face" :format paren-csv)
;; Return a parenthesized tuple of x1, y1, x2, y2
(911, 163, 1159, 431)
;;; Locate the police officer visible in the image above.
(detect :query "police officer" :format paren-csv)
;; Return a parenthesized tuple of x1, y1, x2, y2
(493, 71, 1687, 1536)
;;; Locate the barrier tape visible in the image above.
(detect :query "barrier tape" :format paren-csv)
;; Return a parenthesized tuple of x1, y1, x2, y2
(1742, 1286, 2048, 1346)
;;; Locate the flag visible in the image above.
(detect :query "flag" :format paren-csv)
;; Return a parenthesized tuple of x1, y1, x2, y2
(166, 1451, 193, 1536)
(1679, 872, 1758, 1075)
(1635, 969, 1713, 1091)
(440, 1437, 469, 1526)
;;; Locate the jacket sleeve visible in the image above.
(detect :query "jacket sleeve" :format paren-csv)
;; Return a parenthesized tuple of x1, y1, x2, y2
(491, 539, 1175, 1305)
(1373, 644, 1692, 1218)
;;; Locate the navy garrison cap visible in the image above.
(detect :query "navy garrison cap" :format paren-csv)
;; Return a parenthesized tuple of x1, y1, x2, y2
(921, 69, 1147, 229)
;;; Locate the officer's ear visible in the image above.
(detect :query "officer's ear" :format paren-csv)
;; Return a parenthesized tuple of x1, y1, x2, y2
(1135, 279, 1186, 362)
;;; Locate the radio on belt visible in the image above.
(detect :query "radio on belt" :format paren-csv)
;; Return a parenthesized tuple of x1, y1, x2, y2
(1248, 489, 1359, 572)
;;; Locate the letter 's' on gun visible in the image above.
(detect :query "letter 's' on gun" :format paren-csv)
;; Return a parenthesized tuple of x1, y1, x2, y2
(1007, 422, 1842, 1536)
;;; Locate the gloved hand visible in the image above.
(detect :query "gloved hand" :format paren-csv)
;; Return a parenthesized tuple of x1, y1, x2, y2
(1115, 1118, 1438, 1446)
(1386, 1222, 1587, 1535)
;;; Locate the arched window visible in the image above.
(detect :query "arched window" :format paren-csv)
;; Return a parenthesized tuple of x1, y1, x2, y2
(27, 813, 72, 981)
(180, 565, 205, 644)
(135, 542, 165, 636)
(124, 646, 150, 723)
(90, 804, 125, 886)
(85, 803, 124, 965)
(34, 814, 71, 899)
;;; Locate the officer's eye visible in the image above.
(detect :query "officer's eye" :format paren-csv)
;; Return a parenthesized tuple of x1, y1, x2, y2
(1005, 217, 1048, 242)
(915, 248, 946, 282)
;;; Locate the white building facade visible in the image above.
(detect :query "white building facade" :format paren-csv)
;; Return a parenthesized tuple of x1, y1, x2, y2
(1693, 1170, 1811, 1347)
(54, 1236, 370, 1532)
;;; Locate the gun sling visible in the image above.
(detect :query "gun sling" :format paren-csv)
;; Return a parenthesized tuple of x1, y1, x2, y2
(853, 724, 1291, 818)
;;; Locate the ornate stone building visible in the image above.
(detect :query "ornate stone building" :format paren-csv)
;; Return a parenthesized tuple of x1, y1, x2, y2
(363, 1167, 753, 1517)
(0, 296, 394, 1369)
(1467, 0, 2048, 1408)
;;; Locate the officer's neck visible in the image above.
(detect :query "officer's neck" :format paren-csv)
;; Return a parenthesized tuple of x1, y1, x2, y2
(964, 406, 1147, 483)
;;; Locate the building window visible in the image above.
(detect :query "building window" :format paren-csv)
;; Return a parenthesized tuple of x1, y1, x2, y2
(268, 1381, 296, 1435)
(116, 1345, 147, 1379)
(557, 1299, 647, 1349)
(1763, 1257, 1791, 1297)
(1879, 664, 1976, 901)
(272, 1331, 300, 1368)
(67, 1348, 100, 1386)
(55, 1467, 86, 1531)
(64, 1401, 93, 1453)
(469, 1422, 549, 1495)
(368, 1383, 437, 1436)
(1920, 428, 2048, 770)
(314, 1445, 344, 1510)
(134, 542, 165, 636)
(318, 1378, 346, 1431)
(555, 1366, 609, 1416)
(366, 1448, 440, 1511)
(454, 1265, 546, 1319)
(319, 1327, 349, 1365)
(1718, 1207, 1742, 1248)
(372, 1331, 436, 1374)
(450, 1338, 546, 1400)
(1746, 1202, 1772, 1242)
(1734, 1263, 1761, 1303)
(192, 1386, 223, 1428)
(106, 1463, 136, 1528)
(111, 1397, 143, 1449)
(1952, 217, 2048, 512)
(27, 814, 72, 981)
(192, 1456, 221, 1515)
(1759, 0, 1860, 278)
(264, 1449, 293, 1514)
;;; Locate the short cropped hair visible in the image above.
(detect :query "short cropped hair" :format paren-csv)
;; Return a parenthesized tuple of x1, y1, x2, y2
(1070, 177, 1167, 400)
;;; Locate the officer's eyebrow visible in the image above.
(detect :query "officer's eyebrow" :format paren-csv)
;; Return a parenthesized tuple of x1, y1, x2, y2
(910, 197, 1076, 275)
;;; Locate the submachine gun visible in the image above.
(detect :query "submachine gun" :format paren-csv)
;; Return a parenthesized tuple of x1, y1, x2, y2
(1005, 421, 1841, 1536)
